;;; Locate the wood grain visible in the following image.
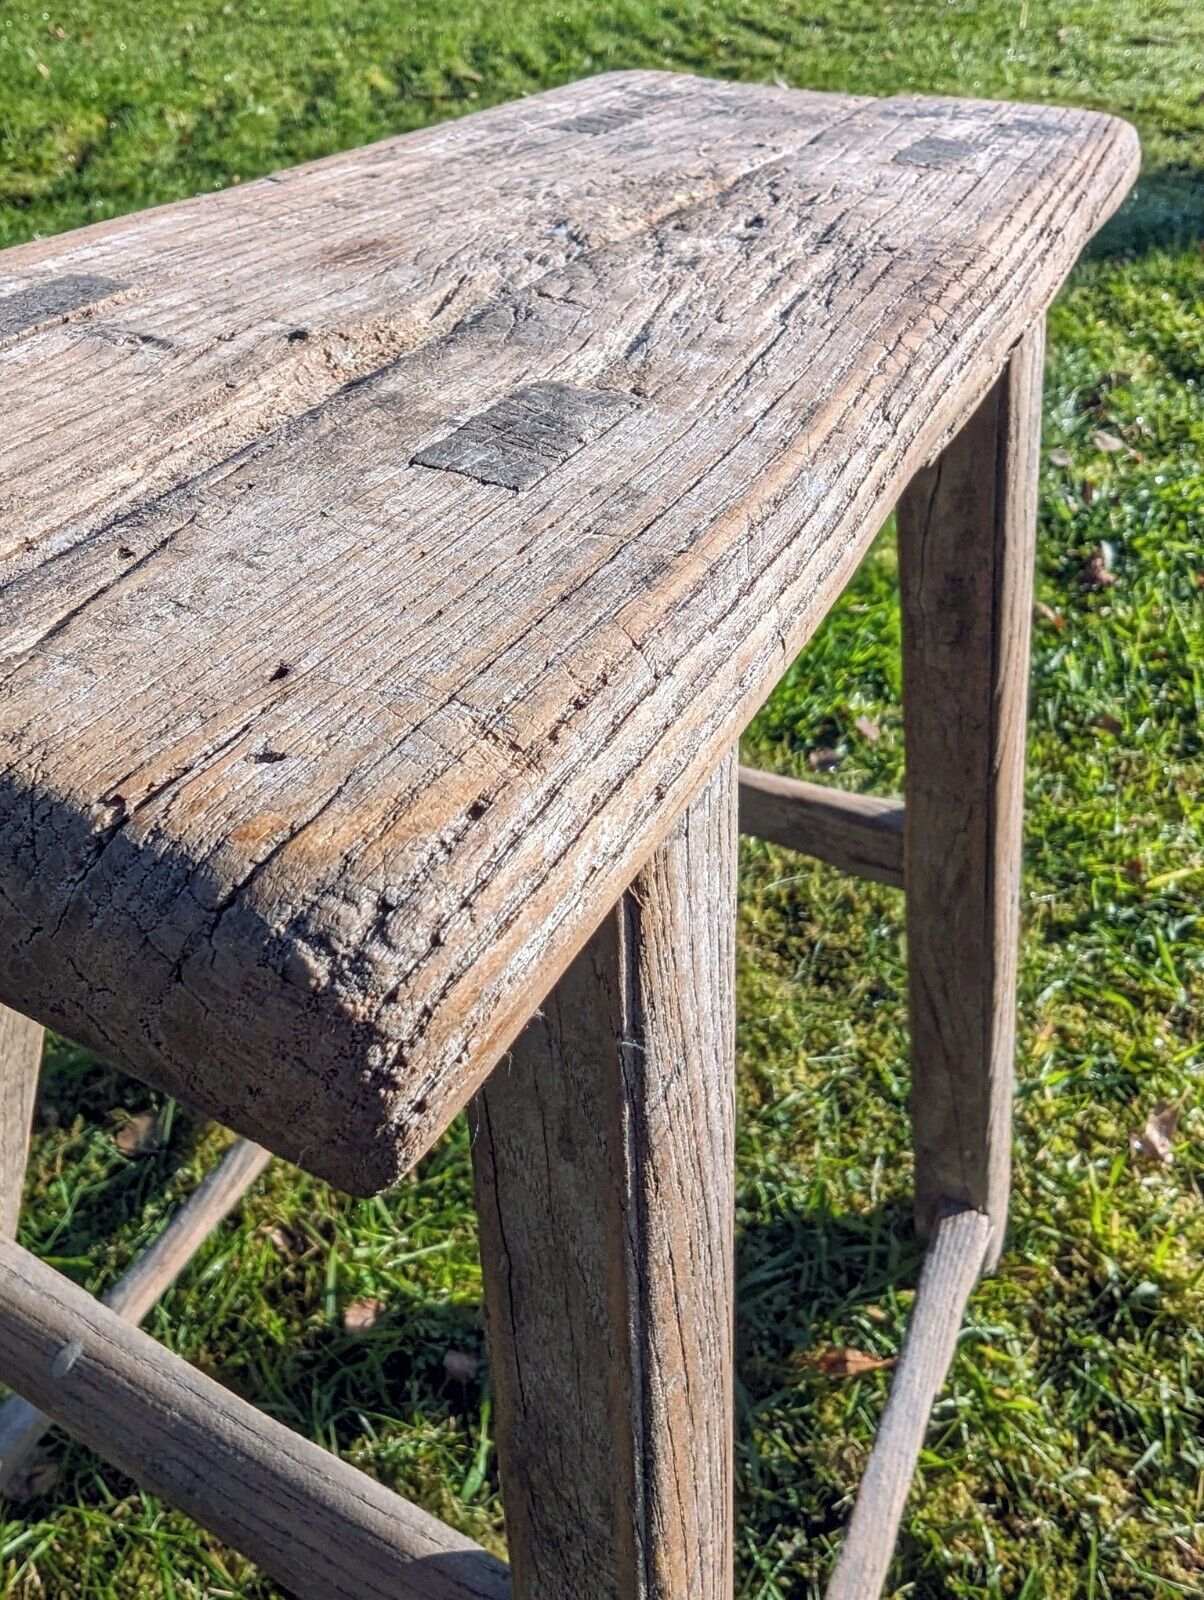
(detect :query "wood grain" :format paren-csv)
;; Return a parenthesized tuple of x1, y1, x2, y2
(0, 1136, 270, 1490)
(471, 753, 737, 1600)
(0, 72, 861, 565)
(413, 381, 635, 491)
(737, 766, 904, 887)
(0, 1005, 42, 1239)
(0, 1239, 510, 1600)
(0, 73, 1138, 1191)
(825, 1205, 991, 1600)
(0, 273, 124, 340)
(898, 324, 1044, 1267)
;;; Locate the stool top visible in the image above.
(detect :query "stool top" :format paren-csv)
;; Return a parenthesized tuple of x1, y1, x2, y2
(0, 72, 1136, 1191)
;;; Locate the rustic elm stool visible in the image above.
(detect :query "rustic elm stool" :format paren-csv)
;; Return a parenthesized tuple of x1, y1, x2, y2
(0, 71, 1136, 1599)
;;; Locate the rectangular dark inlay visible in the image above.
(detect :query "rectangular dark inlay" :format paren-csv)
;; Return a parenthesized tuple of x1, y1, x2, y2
(412, 382, 635, 492)
(0, 274, 125, 340)
(893, 135, 977, 170)
(1002, 116, 1058, 138)
(553, 88, 672, 137)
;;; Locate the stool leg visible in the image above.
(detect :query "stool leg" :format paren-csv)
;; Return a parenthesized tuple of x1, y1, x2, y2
(0, 1006, 43, 1240)
(471, 752, 737, 1600)
(898, 322, 1044, 1271)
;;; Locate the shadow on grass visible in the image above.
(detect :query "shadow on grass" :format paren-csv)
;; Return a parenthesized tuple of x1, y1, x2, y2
(244, 1291, 487, 1452)
(733, 1193, 923, 1528)
(22, 1035, 210, 1271)
(1085, 162, 1204, 260)
(737, 1193, 921, 1349)
(7, 1052, 490, 1562)
(17, 1048, 946, 1594)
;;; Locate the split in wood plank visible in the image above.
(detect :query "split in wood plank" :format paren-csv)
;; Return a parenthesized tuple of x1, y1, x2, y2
(737, 767, 904, 887)
(0, 1136, 271, 1493)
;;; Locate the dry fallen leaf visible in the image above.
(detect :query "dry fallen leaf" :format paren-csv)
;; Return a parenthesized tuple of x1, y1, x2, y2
(112, 1110, 165, 1158)
(1173, 1535, 1203, 1572)
(853, 715, 880, 743)
(2, 1447, 60, 1502)
(443, 1349, 480, 1385)
(1034, 600, 1065, 630)
(1092, 712, 1123, 736)
(808, 747, 841, 773)
(1092, 428, 1125, 453)
(1048, 447, 1073, 468)
(1030, 1018, 1057, 1058)
(1130, 1100, 1182, 1166)
(256, 1223, 294, 1254)
(1122, 857, 1145, 883)
(1079, 546, 1117, 590)
(343, 1296, 386, 1333)
(796, 1346, 896, 1378)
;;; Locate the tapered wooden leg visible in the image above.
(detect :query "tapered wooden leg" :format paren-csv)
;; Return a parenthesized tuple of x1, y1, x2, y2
(899, 323, 1044, 1271)
(471, 753, 737, 1600)
(0, 1006, 43, 1240)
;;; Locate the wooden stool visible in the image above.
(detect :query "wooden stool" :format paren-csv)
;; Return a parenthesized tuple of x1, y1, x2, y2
(0, 72, 1136, 1598)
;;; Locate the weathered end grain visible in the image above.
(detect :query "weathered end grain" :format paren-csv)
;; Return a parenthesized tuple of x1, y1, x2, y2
(0, 73, 1138, 1190)
(471, 753, 737, 1600)
(898, 324, 1044, 1266)
(825, 1205, 991, 1600)
(0, 1240, 510, 1600)
(0, 1006, 42, 1239)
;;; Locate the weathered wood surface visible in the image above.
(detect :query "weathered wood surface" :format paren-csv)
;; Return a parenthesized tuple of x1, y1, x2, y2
(0, 1135, 270, 1490)
(472, 753, 737, 1600)
(898, 324, 1044, 1266)
(825, 1205, 991, 1600)
(738, 766, 904, 887)
(0, 72, 859, 558)
(0, 73, 1137, 1191)
(0, 1239, 510, 1599)
(413, 381, 636, 492)
(0, 1006, 42, 1239)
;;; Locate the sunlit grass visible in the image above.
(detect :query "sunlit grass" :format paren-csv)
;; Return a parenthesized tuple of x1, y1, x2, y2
(1, 2, 1202, 1595)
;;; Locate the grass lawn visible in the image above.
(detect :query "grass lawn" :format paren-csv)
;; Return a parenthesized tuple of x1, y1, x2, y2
(1, 1, 1202, 1595)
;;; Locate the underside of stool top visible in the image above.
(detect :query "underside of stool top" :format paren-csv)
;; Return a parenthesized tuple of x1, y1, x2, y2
(0, 71, 1136, 1191)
